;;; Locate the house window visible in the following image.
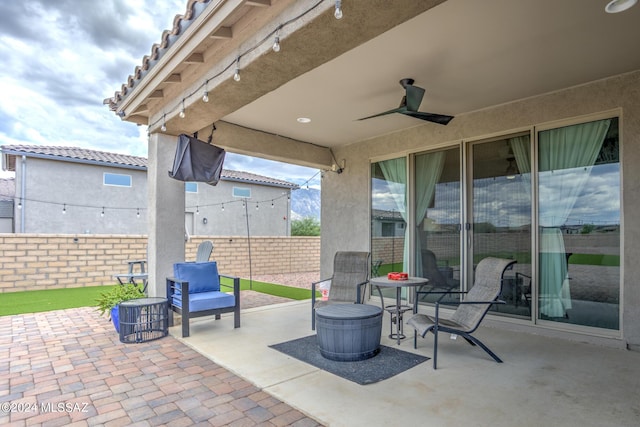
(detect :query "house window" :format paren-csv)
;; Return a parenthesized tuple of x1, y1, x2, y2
(185, 182, 198, 193)
(233, 187, 251, 198)
(381, 222, 395, 237)
(103, 173, 131, 187)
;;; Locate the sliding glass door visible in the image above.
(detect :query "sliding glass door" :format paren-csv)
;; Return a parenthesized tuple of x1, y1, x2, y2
(371, 158, 407, 303)
(537, 117, 620, 330)
(468, 134, 532, 318)
(371, 115, 620, 332)
(413, 148, 461, 303)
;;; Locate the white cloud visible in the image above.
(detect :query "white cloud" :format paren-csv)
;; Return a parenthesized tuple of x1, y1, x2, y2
(0, 0, 319, 185)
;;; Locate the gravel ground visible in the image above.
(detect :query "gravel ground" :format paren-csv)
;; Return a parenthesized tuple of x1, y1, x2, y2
(250, 271, 320, 290)
(239, 271, 320, 309)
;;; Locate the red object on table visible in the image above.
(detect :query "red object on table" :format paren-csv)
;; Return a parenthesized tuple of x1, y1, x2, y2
(387, 272, 408, 281)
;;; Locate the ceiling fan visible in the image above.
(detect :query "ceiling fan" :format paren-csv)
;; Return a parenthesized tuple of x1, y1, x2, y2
(357, 78, 454, 125)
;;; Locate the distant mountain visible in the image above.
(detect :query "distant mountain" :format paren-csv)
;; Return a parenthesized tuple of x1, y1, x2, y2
(291, 187, 320, 220)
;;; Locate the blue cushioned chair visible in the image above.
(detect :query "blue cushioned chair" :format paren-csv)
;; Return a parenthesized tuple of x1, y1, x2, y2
(166, 261, 240, 337)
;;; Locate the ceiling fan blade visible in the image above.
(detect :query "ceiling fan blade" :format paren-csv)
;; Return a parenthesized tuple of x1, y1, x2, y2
(403, 110, 454, 125)
(357, 107, 406, 121)
(405, 85, 425, 112)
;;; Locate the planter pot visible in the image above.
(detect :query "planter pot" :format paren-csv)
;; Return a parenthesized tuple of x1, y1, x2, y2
(111, 305, 120, 333)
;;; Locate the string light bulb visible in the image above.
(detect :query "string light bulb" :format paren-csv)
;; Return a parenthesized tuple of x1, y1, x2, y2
(144, 1, 347, 132)
(233, 58, 241, 82)
(271, 200, 274, 208)
(101, 207, 105, 217)
(62, 204, 66, 214)
(196, 206, 200, 215)
(161, 114, 167, 132)
(202, 81, 209, 102)
(256, 203, 259, 210)
(17, 199, 22, 209)
(334, 1, 343, 19)
(179, 100, 186, 118)
(221, 203, 225, 211)
(136, 208, 140, 218)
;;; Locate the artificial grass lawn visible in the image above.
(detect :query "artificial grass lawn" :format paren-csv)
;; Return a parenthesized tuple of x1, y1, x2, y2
(0, 285, 119, 316)
(0, 280, 313, 316)
(238, 278, 314, 300)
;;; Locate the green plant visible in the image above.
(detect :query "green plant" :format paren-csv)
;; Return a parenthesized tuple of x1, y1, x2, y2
(291, 217, 321, 236)
(96, 283, 145, 317)
(581, 224, 595, 234)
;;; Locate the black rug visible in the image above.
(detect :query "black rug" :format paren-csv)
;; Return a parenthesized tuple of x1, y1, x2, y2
(269, 335, 429, 385)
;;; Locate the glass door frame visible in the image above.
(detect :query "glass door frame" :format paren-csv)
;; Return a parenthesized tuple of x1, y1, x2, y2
(371, 111, 621, 336)
(463, 130, 534, 320)
(533, 112, 622, 335)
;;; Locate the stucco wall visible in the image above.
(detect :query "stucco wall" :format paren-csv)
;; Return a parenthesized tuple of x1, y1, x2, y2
(322, 70, 640, 347)
(12, 155, 293, 237)
(15, 157, 148, 234)
(0, 234, 320, 293)
(185, 180, 292, 236)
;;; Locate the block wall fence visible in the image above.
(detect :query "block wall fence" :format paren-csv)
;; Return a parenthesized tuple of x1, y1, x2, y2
(0, 234, 320, 293)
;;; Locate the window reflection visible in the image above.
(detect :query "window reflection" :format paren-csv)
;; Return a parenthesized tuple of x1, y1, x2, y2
(538, 117, 620, 329)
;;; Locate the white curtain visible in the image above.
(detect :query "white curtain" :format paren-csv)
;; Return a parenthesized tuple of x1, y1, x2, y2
(414, 152, 446, 276)
(538, 119, 611, 317)
(379, 158, 408, 272)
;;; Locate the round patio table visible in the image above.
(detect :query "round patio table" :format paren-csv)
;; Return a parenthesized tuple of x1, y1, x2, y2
(370, 277, 428, 345)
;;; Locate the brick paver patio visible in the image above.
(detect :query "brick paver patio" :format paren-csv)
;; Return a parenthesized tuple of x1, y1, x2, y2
(0, 301, 322, 426)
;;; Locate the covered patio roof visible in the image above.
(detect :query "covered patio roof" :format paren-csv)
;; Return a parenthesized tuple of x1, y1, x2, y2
(105, 0, 640, 169)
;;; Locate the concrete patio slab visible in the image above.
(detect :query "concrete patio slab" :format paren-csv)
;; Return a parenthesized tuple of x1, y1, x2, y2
(177, 300, 640, 427)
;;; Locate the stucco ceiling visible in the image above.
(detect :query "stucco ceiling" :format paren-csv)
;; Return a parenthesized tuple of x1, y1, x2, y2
(220, 0, 640, 147)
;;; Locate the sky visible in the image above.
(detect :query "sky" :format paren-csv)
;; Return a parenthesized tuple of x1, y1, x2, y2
(0, 0, 320, 188)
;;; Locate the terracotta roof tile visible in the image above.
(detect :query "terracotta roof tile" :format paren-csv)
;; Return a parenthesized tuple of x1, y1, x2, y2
(222, 169, 298, 188)
(104, 0, 211, 110)
(1, 144, 147, 168)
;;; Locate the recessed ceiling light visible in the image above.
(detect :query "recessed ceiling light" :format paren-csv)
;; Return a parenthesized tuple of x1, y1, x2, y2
(297, 117, 311, 124)
(605, 0, 637, 13)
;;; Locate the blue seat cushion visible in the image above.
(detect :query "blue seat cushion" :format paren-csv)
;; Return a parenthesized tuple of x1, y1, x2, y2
(173, 291, 235, 312)
(174, 261, 220, 293)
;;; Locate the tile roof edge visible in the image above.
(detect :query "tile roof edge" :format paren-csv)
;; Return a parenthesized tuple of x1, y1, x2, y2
(104, 0, 211, 111)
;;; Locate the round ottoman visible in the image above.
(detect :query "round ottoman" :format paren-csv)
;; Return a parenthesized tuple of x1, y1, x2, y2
(315, 304, 383, 361)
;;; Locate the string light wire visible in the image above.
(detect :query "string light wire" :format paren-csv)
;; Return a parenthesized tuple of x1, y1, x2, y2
(7, 169, 320, 218)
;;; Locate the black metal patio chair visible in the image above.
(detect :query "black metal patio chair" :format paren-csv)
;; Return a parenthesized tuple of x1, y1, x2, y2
(407, 257, 516, 369)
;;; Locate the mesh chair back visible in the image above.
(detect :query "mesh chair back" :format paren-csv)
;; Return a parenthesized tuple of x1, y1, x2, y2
(421, 249, 449, 287)
(329, 251, 370, 302)
(451, 257, 515, 331)
(196, 240, 214, 262)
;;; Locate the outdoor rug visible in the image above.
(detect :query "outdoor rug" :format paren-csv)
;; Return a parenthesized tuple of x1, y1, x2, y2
(269, 335, 429, 385)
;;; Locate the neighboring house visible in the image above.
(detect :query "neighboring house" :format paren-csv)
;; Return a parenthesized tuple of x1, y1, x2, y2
(0, 178, 14, 233)
(371, 209, 405, 238)
(105, 0, 640, 351)
(0, 145, 297, 236)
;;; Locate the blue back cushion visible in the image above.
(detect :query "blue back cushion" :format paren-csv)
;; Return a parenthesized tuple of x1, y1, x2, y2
(173, 261, 220, 293)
